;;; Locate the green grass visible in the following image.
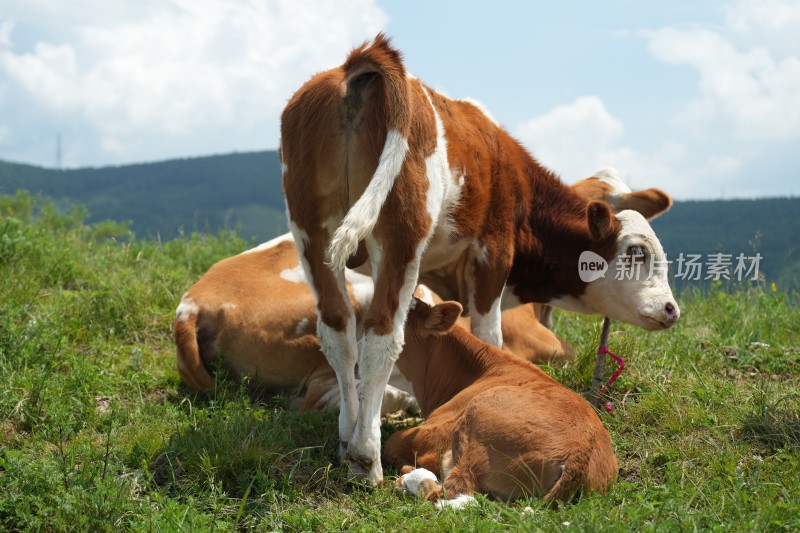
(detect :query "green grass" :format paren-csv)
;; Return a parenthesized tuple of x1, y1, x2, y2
(1, 190, 799, 531)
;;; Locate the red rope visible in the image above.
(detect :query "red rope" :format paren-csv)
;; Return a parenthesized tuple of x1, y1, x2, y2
(597, 345, 625, 413)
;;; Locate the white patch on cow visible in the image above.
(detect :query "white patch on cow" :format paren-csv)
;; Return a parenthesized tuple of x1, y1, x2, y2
(328, 128, 410, 272)
(397, 468, 438, 496)
(469, 290, 504, 348)
(294, 317, 312, 336)
(380, 383, 419, 414)
(578, 209, 680, 330)
(287, 219, 318, 300)
(418, 86, 468, 272)
(592, 167, 631, 197)
(279, 264, 307, 284)
(406, 71, 417, 80)
(344, 268, 374, 310)
(281, 162, 288, 176)
(435, 494, 477, 510)
(240, 232, 295, 255)
(175, 296, 198, 322)
(219, 302, 237, 312)
(462, 97, 499, 126)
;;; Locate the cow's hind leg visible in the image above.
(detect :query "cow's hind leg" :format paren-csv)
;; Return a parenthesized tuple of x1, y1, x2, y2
(289, 221, 359, 461)
(346, 236, 427, 484)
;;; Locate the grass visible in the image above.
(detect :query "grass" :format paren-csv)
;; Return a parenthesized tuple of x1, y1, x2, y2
(1, 190, 799, 531)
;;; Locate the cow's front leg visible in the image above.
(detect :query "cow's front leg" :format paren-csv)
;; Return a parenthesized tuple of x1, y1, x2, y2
(467, 252, 510, 348)
(346, 243, 424, 485)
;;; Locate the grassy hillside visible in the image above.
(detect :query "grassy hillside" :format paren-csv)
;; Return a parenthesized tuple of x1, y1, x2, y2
(1, 192, 799, 530)
(1, 153, 798, 289)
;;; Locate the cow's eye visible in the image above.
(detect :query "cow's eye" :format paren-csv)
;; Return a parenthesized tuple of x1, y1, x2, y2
(627, 245, 646, 258)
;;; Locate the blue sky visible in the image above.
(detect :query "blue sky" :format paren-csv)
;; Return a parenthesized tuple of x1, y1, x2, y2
(1, 0, 798, 199)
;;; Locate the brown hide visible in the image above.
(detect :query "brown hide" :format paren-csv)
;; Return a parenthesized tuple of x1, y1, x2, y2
(385, 299, 618, 505)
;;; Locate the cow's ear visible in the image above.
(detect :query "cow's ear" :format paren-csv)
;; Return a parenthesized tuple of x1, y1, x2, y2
(587, 201, 618, 242)
(615, 188, 672, 220)
(424, 301, 462, 334)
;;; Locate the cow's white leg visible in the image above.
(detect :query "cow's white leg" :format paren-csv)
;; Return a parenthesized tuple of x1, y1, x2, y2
(317, 310, 358, 456)
(469, 287, 504, 348)
(465, 253, 507, 348)
(347, 253, 424, 484)
(289, 218, 358, 459)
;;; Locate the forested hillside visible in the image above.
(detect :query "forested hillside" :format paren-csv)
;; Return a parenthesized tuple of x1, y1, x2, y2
(0, 152, 287, 241)
(1, 153, 798, 288)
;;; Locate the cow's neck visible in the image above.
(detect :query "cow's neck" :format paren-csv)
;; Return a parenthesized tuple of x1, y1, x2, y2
(507, 161, 594, 304)
(397, 325, 513, 417)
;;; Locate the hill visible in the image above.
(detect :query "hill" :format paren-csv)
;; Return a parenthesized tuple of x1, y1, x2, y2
(1, 153, 798, 287)
(0, 152, 287, 242)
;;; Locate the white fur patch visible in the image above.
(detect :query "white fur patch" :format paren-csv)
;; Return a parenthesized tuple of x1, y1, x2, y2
(435, 494, 477, 510)
(398, 468, 438, 496)
(279, 264, 307, 284)
(294, 317, 312, 336)
(175, 296, 198, 322)
(592, 167, 631, 195)
(344, 268, 374, 310)
(470, 290, 504, 348)
(240, 232, 295, 255)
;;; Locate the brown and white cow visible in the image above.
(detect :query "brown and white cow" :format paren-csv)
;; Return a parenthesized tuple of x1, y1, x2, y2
(386, 298, 618, 508)
(174, 236, 573, 410)
(281, 34, 678, 483)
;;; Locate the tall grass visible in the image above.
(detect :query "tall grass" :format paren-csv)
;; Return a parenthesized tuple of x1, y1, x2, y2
(1, 191, 798, 531)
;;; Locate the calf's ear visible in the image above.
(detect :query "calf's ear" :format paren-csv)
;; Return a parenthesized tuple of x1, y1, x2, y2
(587, 201, 619, 242)
(424, 302, 463, 334)
(616, 188, 672, 220)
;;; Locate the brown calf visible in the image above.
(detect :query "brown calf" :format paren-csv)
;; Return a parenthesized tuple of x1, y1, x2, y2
(385, 299, 618, 508)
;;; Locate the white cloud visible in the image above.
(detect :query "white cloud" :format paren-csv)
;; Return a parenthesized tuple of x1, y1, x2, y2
(0, 0, 387, 165)
(724, 0, 800, 56)
(646, 4, 800, 141)
(516, 96, 623, 182)
(515, 96, 742, 199)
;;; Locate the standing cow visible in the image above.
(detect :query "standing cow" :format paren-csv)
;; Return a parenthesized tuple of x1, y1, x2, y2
(281, 34, 678, 483)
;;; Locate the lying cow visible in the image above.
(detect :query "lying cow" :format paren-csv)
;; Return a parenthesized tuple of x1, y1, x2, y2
(281, 33, 678, 482)
(174, 236, 572, 412)
(385, 297, 618, 508)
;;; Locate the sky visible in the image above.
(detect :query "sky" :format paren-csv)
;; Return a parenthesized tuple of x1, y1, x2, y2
(1, 0, 799, 199)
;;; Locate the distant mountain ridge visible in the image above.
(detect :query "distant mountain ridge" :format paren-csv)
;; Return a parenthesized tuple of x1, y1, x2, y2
(1, 152, 798, 288)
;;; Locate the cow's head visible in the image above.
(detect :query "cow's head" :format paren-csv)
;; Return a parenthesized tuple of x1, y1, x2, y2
(561, 202, 679, 331)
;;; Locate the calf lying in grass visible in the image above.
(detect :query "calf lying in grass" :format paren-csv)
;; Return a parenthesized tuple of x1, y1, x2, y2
(173, 237, 573, 413)
(386, 298, 618, 508)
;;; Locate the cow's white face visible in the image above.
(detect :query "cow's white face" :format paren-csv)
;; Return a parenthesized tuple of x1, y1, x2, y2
(563, 209, 680, 330)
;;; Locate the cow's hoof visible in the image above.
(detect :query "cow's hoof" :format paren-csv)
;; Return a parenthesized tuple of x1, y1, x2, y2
(345, 453, 383, 486)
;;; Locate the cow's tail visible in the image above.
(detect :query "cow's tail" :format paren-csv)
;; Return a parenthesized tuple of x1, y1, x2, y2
(174, 303, 215, 391)
(326, 33, 412, 272)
